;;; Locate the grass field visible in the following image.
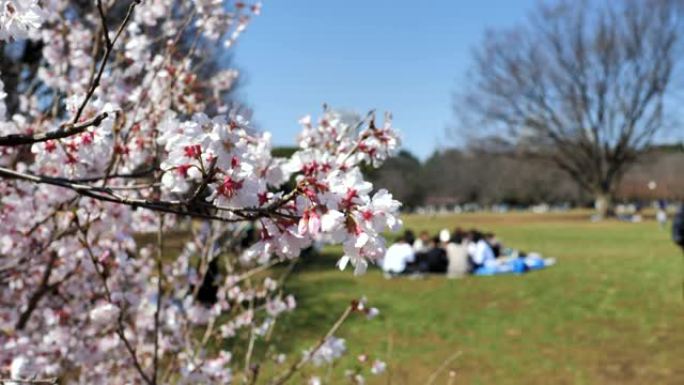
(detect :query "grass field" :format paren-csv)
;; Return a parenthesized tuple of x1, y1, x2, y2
(265, 211, 684, 385)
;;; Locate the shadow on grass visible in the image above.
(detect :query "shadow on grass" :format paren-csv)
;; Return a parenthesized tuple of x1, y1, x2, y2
(292, 249, 342, 272)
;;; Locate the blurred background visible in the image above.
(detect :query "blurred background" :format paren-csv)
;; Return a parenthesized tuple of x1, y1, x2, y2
(225, 1, 684, 384)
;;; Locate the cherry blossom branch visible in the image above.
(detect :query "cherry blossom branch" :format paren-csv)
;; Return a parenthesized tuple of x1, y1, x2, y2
(0, 166, 298, 223)
(71, 0, 141, 124)
(77, 225, 155, 385)
(71, 168, 156, 183)
(0, 1, 402, 383)
(0, 224, 78, 284)
(15, 252, 58, 330)
(13, 253, 82, 330)
(243, 278, 257, 383)
(152, 215, 165, 385)
(0, 378, 58, 384)
(261, 261, 299, 355)
(0, 113, 109, 146)
(269, 301, 356, 385)
(338, 112, 377, 166)
(190, 225, 221, 299)
(188, 158, 218, 202)
(23, 198, 78, 237)
(232, 259, 281, 285)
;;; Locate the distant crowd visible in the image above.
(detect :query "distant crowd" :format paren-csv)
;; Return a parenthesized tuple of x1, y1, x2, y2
(380, 228, 554, 278)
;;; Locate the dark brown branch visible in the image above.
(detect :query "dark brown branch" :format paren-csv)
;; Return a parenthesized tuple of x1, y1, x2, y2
(152, 216, 164, 385)
(0, 378, 58, 385)
(77, 225, 154, 385)
(71, 0, 141, 124)
(15, 252, 58, 330)
(0, 113, 109, 147)
(70, 167, 156, 183)
(0, 167, 299, 223)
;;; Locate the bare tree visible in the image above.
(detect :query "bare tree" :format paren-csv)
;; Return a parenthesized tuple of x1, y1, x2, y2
(458, 0, 682, 217)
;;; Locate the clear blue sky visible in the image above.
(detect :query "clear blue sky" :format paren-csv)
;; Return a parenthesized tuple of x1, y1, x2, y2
(233, 0, 539, 159)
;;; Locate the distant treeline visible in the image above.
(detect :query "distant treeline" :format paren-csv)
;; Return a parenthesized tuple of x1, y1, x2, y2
(363, 146, 684, 210)
(271, 145, 683, 209)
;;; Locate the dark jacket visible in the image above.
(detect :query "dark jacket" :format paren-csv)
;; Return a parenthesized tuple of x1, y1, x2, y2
(673, 204, 684, 249)
(422, 247, 449, 273)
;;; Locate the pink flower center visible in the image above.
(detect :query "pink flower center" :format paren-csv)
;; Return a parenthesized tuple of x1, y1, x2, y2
(183, 144, 202, 158)
(217, 176, 244, 198)
(341, 188, 358, 209)
(362, 210, 373, 221)
(176, 164, 191, 177)
(44, 140, 57, 153)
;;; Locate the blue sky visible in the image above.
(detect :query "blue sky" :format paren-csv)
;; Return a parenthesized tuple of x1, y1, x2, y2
(233, 0, 539, 159)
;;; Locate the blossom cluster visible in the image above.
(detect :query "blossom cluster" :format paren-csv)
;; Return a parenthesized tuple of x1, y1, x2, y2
(305, 340, 388, 385)
(0, 0, 43, 42)
(0, 1, 401, 384)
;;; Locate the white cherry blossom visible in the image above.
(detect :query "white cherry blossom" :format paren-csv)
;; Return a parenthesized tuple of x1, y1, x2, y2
(0, 1, 400, 384)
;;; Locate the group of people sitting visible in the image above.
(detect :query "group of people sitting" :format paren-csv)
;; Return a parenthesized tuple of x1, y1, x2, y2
(380, 228, 555, 278)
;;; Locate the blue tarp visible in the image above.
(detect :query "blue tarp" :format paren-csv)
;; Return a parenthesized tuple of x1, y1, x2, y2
(473, 255, 555, 276)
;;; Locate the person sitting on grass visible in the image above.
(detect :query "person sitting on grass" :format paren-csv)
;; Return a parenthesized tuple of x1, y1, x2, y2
(420, 236, 449, 273)
(381, 231, 416, 275)
(446, 228, 469, 278)
(412, 230, 431, 253)
(484, 232, 502, 258)
(468, 230, 496, 272)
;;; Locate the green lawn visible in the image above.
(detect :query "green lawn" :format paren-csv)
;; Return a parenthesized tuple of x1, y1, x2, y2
(265, 212, 684, 385)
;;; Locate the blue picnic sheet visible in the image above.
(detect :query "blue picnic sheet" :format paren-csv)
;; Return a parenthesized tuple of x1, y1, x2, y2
(473, 254, 555, 276)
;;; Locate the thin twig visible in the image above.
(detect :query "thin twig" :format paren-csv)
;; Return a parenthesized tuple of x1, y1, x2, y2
(78, 224, 154, 385)
(152, 214, 165, 385)
(71, 0, 141, 124)
(70, 167, 155, 183)
(15, 252, 58, 330)
(425, 351, 463, 385)
(243, 278, 257, 384)
(269, 302, 356, 385)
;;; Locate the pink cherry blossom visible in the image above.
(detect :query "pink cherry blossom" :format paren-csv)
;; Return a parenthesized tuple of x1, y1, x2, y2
(0, 1, 401, 384)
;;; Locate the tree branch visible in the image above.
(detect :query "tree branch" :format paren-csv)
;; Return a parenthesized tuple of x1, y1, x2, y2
(71, 0, 141, 124)
(0, 113, 109, 147)
(0, 166, 298, 223)
(15, 252, 58, 330)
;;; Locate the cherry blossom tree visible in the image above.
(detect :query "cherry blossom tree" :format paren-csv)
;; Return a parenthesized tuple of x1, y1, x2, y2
(0, 1, 400, 384)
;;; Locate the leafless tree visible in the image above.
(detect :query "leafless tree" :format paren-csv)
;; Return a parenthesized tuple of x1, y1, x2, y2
(457, 0, 683, 217)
